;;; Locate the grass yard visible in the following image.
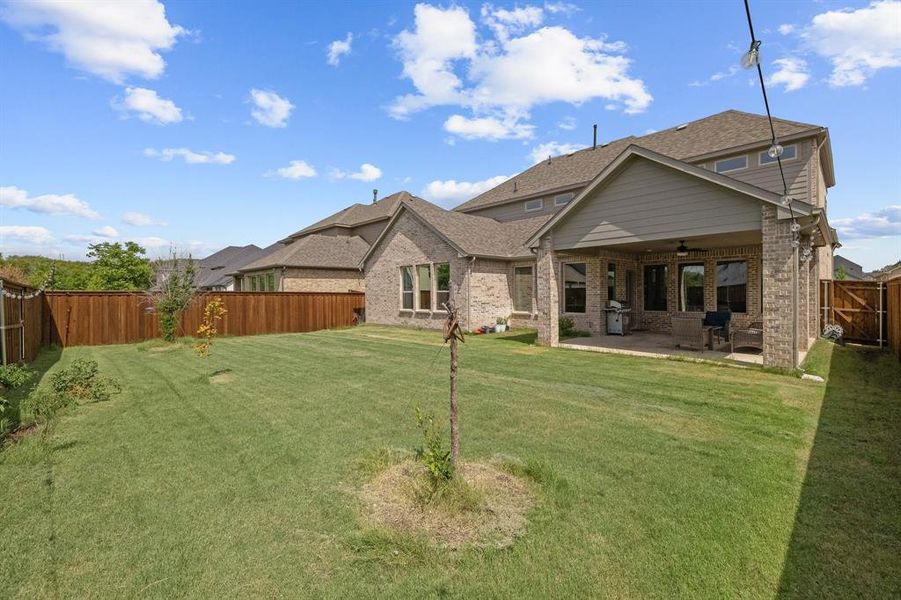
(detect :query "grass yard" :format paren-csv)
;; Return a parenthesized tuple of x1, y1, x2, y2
(1, 326, 899, 598)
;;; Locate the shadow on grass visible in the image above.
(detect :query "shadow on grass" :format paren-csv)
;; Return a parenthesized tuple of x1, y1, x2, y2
(3, 345, 63, 434)
(488, 331, 538, 345)
(777, 344, 901, 597)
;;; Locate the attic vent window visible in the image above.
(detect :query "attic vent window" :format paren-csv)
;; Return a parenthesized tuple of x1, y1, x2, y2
(714, 155, 748, 173)
(676, 123, 688, 130)
(524, 198, 544, 212)
(554, 193, 574, 206)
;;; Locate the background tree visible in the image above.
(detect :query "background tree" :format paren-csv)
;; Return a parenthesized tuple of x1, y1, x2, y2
(152, 252, 196, 342)
(835, 265, 847, 280)
(86, 242, 153, 290)
(0, 255, 92, 289)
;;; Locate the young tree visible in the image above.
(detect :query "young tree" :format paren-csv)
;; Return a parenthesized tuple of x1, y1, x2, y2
(442, 300, 465, 467)
(87, 241, 153, 290)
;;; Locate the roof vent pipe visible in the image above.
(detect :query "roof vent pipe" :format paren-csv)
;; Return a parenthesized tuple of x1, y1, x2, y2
(372, 189, 378, 204)
(593, 123, 598, 149)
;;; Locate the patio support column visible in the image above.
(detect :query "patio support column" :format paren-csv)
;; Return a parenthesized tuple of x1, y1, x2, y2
(809, 248, 819, 341)
(798, 236, 811, 351)
(536, 234, 559, 346)
(761, 205, 798, 368)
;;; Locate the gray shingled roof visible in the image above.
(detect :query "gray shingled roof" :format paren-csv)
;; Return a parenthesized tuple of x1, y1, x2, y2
(238, 234, 369, 271)
(361, 196, 550, 265)
(454, 110, 824, 213)
(281, 191, 410, 241)
(195, 244, 269, 288)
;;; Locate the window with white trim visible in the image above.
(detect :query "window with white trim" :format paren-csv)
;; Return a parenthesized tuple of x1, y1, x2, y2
(563, 262, 587, 313)
(554, 192, 574, 206)
(417, 264, 432, 310)
(435, 263, 450, 309)
(714, 155, 748, 173)
(758, 144, 797, 165)
(401, 266, 414, 310)
(524, 198, 543, 212)
(678, 263, 705, 312)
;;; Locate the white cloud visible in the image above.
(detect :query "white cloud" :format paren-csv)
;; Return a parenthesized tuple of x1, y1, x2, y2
(389, 4, 651, 136)
(801, 1, 901, 87)
(544, 2, 579, 16)
(331, 163, 383, 182)
(481, 4, 544, 41)
(122, 212, 167, 227)
(144, 147, 235, 164)
(270, 160, 317, 180)
(0, 185, 99, 219)
(93, 225, 119, 237)
(767, 57, 811, 92)
(833, 205, 901, 238)
(327, 32, 353, 66)
(443, 114, 534, 140)
(557, 116, 576, 130)
(0, 225, 53, 245)
(249, 88, 294, 128)
(113, 87, 182, 124)
(528, 141, 583, 164)
(778, 24, 795, 35)
(0, 0, 184, 83)
(422, 174, 510, 207)
(689, 65, 739, 87)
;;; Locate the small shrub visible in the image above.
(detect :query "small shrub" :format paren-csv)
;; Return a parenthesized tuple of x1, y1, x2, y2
(559, 317, 575, 337)
(0, 363, 34, 389)
(22, 389, 76, 440)
(50, 358, 121, 403)
(413, 408, 454, 489)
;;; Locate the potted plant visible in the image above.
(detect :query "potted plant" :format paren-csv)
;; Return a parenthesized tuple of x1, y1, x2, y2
(495, 316, 507, 333)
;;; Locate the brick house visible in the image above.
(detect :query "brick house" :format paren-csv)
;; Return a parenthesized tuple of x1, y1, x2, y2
(232, 192, 407, 292)
(361, 110, 839, 369)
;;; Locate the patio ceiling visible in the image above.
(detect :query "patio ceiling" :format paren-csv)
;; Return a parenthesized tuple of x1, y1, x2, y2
(557, 229, 762, 255)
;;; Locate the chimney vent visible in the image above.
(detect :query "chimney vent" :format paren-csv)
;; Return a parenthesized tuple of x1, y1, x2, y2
(593, 123, 598, 149)
(372, 189, 378, 204)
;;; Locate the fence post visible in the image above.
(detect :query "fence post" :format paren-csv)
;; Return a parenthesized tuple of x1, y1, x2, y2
(878, 281, 884, 348)
(0, 280, 6, 365)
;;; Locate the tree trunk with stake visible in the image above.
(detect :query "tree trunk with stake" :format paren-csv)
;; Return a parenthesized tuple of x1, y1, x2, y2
(443, 300, 464, 468)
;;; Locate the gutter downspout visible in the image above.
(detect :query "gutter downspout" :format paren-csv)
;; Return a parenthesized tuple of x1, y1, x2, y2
(793, 245, 799, 368)
(467, 256, 475, 330)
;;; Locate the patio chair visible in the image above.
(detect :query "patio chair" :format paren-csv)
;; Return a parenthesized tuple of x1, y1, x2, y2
(731, 321, 764, 353)
(671, 316, 705, 351)
(702, 310, 732, 343)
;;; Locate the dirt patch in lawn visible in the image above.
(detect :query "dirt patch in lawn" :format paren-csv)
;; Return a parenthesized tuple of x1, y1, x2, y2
(209, 369, 234, 384)
(360, 460, 533, 549)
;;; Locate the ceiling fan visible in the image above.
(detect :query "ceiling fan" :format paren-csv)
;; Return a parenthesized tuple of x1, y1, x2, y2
(675, 240, 703, 257)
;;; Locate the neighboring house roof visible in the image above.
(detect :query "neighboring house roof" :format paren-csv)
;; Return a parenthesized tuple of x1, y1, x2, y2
(238, 234, 370, 271)
(526, 145, 815, 248)
(833, 255, 867, 280)
(195, 244, 268, 288)
(280, 191, 410, 242)
(455, 110, 826, 213)
(361, 195, 552, 266)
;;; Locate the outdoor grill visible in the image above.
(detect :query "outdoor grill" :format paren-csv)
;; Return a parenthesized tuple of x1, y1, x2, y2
(603, 300, 631, 336)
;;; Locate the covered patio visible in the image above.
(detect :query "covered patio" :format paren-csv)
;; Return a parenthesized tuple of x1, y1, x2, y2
(559, 331, 765, 365)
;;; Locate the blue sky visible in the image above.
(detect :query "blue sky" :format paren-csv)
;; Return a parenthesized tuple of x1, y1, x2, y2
(1, 0, 898, 270)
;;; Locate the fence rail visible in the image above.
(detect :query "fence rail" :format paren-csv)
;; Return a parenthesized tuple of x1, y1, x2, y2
(0, 284, 364, 363)
(887, 277, 901, 361)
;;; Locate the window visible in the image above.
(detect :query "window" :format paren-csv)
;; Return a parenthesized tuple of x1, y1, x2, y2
(679, 264, 705, 312)
(607, 263, 616, 302)
(563, 262, 587, 313)
(401, 266, 414, 310)
(714, 155, 748, 173)
(417, 264, 432, 310)
(716, 261, 747, 313)
(643, 264, 668, 311)
(435, 263, 450, 310)
(554, 192, 574, 206)
(250, 276, 258, 292)
(267, 272, 276, 292)
(759, 144, 797, 165)
(513, 266, 534, 312)
(524, 198, 543, 212)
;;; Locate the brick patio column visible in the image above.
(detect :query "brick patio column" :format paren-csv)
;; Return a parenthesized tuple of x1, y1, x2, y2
(809, 249, 819, 341)
(761, 205, 798, 368)
(798, 235, 811, 351)
(536, 234, 559, 346)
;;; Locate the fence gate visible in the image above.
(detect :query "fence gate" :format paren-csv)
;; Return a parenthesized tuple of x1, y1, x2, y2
(0, 280, 27, 365)
(820, 279, 888, 345)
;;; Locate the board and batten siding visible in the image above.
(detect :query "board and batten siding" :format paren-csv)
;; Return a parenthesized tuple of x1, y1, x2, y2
(465, 194, 566, 222)
(552, 158, 764, 250)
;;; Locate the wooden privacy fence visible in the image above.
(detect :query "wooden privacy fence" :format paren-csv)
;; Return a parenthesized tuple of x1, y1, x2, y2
(0, 280, 44, 364)
(819, 279, 890, 346)
(888, 277, 901, 361)
(42, 291, 365, 347)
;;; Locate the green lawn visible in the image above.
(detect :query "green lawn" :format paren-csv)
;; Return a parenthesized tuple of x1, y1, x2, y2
(1, 327, 898, 598)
